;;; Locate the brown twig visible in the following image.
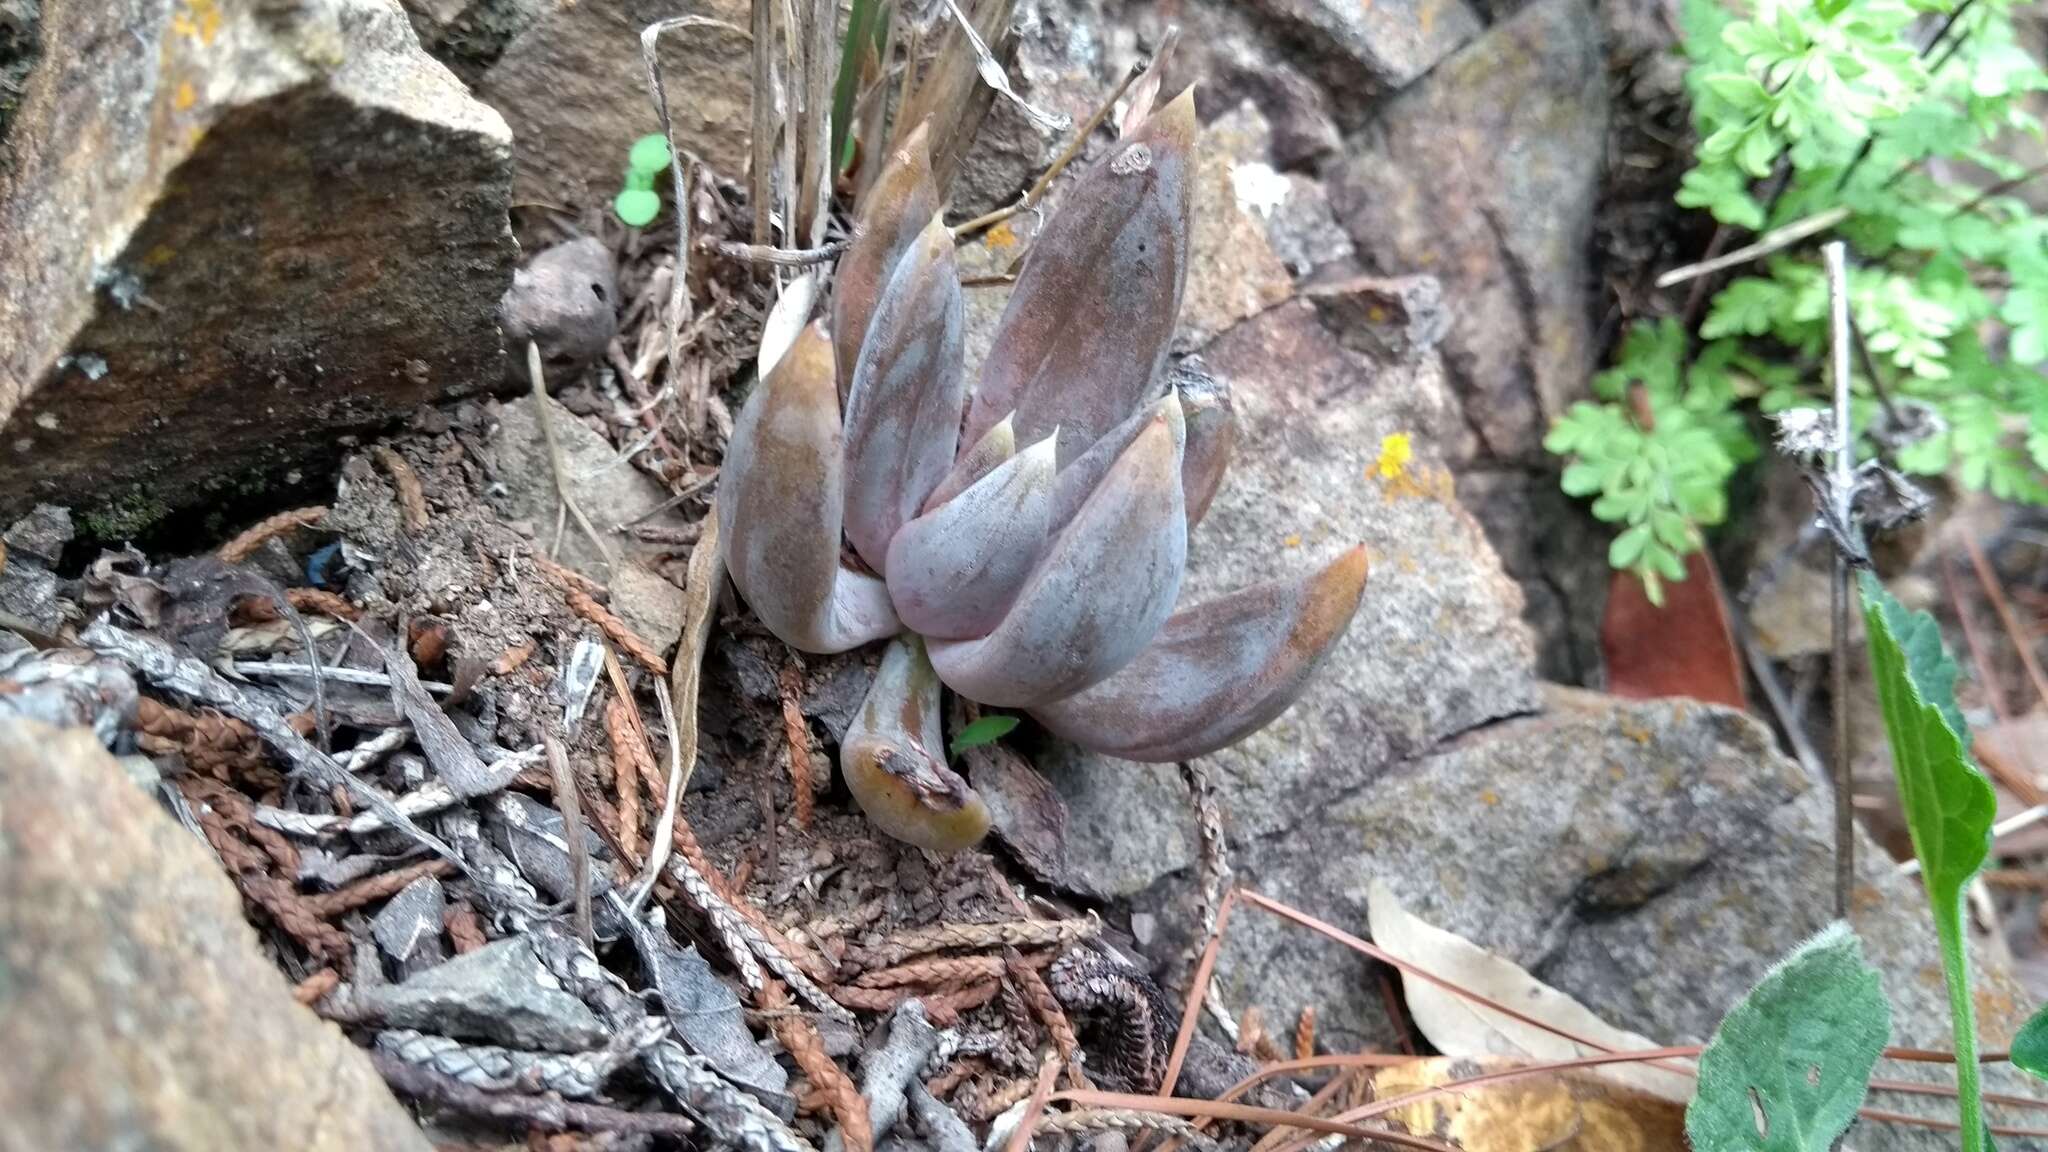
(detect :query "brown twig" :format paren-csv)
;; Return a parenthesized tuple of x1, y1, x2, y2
(1006, 948, 1090, 1089)
(1965, 533, 2048, 709)
(839, 916, 1100, 975)
(302, 859, 457, 919)
(606, 695, 646, 863)
(371, 445, 430, 535)
(233, 588, 362, 623)
(856, 955, 1010, 989)
(240, 872, 354, 960)
(180, 776, 300, 875)
(554, 580, 669, 679)
(293, 967, 341, 1006)
(137, 695, 273, 780)
(445, 899, 488, 954)
(1294, 1007, 1316, 1062)
(217, 506, 328, 564)
(545, 734, 595, 950)
(764, 980, 874, 1152)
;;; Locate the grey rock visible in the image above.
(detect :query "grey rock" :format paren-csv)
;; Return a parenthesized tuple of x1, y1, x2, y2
(1176, 104, 1296, 352)
(1110, 691, 2046, 1147)
(1303, 274, 1451, 363)
(0, 718, 432, 1152)
(3, 502, 70, 566)
(477, 0, 751, 212)
(485, 791, 618, 905)
(485, 394, 687, 645)
(1327, 0, 1611, 680)
(1260, 173, 1355, 281)
(372, 874, 450, 971)
(499, 237, 619, 377)
(1455, 468, 1611, 684)
(0, 0, 516, 534)
(401, 0, 549, 86)
(1247, 0, 1483, 100)
(1050, 299, 1541, 899)
(0, 646, 138, 748)
(349, 936, 610, 1053)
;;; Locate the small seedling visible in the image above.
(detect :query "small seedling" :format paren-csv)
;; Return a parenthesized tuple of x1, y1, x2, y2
(949, 714, 1018, 757)
(615, 133, 672, 228)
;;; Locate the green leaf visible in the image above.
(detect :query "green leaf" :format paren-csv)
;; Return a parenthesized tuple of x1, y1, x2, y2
(831, 0, 885, 173)
(628, 133, 672, 176)
(614, 188, 662, 228)
(1860, 571, 1996, 1152)
(948, 714, 1020, 756)
(1610, 523, 1654, 569)
(2013, 1001, 2048, 1081)
(1683, 923, 1891, 1152)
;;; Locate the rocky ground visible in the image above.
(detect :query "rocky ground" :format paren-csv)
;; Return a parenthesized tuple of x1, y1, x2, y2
(5, 0, 2048, 1151)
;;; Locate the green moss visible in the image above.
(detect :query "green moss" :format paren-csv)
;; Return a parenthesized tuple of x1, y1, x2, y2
(79, 489, 170, 542)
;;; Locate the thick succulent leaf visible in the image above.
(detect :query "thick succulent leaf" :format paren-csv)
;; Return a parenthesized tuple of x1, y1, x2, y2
(719, 321, 899, 653)
(842, 214, 966, 571)
(886, 434, 1056, 640)
(1032, 545, 1368, 761)
(1048, 393, 1184, 535)
(1173, 357, 1233, 530)
(832, 123, 940, 406)
(923, 413, 1016, 515)
(841, 635, 991, 853)
(930, 411, 1187, 707)
(964, 89, 1197, 465)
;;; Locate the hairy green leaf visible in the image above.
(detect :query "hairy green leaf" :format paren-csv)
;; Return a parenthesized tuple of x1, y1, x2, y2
(2013, 1001, 2048, 1082)
(1684, 923, 1890, 1152)
(1861, 571, 1996, 1151)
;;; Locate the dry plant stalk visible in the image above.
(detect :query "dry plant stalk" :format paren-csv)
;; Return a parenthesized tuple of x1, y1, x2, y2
(293, 967, 341, 1006)
(854, 954, 1007, 989)
(605, 693, 647, 861)
(371, 445, 430, 535)
(763, 979, 874, 1152)
(138, 695, 270, 779)
(444, 899, 488, 954)
(181, 776, 299, 875)
(839, 916, 1100, 975)
(556, 581, 669, 678)
(216, 505, 327, 564)
(233, 587, 362, 623)
(545, 733, 596, 949)
(1295, 1007, 1316, 1062)
(779, 660, 815, 828)
(1005, 948, 1090, 1089)
(302, 859, 456, 919)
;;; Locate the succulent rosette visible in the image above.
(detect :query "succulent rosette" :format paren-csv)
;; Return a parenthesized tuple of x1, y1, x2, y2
(719, 90, 1369, 851)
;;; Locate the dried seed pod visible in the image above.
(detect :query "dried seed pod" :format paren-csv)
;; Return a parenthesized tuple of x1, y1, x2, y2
(1032, 546, 1369, 761)
(841, 636, 990, 853)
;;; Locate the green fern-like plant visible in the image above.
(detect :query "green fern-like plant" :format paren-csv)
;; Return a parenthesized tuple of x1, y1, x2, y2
(1551, 0, 2048, 599)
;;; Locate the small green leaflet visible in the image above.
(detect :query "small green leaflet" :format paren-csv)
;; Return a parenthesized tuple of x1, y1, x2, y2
(1861, 571, 1996, 1152)
(1684, 923, 1890, 1152)
(2014, 1001, 2048, 1081)
(949, 714, 1019, 756)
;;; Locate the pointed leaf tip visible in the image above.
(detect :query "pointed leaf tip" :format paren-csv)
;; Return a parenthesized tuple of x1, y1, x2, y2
(1032, 545, 1368, 761)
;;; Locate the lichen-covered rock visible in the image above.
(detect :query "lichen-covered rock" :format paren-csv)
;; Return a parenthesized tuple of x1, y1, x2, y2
(477, 0, 751, 209)
(1326, 0, 1611, 680)
(0, 0, 516, 537)
(0, 717, 432, 1152)
(1246, 0, 1483, 99)
(1042, 298, 1541, 898)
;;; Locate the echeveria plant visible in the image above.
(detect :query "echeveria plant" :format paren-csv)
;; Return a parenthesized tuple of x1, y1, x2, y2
(719, 90, 1368, 851)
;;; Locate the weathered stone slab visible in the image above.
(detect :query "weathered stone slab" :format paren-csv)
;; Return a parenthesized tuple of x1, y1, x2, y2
(0, 0, 517, 539)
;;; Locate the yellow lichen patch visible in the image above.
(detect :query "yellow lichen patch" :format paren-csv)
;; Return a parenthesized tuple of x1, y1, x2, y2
(1375, 431, 1413, 480)
(173, 81, 197, 111)
(143, 244, 177, 268)
(170, 0, 222, 45)
(985, 220, 1019, 250)
(1615, 717, 1653, 745)
(1479, 788, 1500, 806)
(1283, 533, 1301, 548)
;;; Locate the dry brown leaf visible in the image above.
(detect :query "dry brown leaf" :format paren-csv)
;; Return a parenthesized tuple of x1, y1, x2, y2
(1366, 880, 1693, 1102)
(1367, 1057, 1685, 1152)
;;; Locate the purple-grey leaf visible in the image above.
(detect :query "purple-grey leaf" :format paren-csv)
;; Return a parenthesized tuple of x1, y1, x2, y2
(929, 410, 1187, 706)
(885, 434, 1056, 639)
(842, 214, 966, 572)
(1031, 546, 1369, 761)
(964, 89, 1196, 465)
(923, 413, 1016, 516)
(719, 321, 899, 653)
(834, 124, 940, 406)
